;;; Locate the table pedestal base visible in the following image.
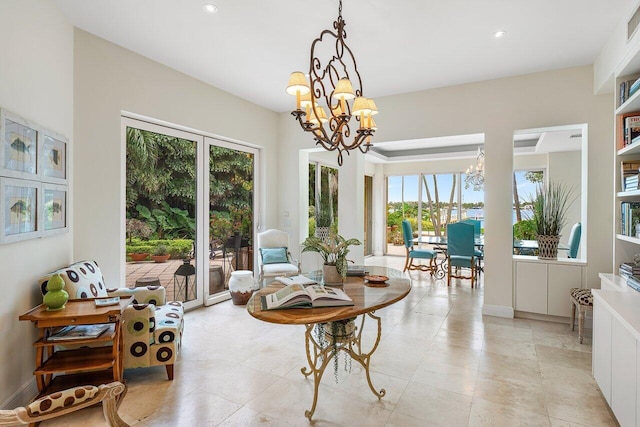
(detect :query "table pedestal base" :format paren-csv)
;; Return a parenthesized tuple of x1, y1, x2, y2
(301, 312, 386, 420)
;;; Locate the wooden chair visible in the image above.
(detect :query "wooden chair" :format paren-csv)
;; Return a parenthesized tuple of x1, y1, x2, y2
(446, 222, 477, 288)
(0, 382, 128, 426)
(401, 220, 436, 274)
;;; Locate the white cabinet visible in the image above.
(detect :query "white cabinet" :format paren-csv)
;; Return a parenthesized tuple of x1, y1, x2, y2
(593, 299, 612, 404)
(515, 262, 547, 313)
(612, 319, 637, 427)
(593, 289, 640, 426)
(513, 257, 585, 316)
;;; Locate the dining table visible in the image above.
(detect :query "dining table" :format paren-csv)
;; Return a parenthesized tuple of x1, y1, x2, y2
(416, 235, 569, 277)
(246, 266, 411, 420)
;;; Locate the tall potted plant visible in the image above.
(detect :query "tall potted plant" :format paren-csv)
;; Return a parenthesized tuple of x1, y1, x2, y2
(532, 181, 575, 259)
(301, 232, 361, 284)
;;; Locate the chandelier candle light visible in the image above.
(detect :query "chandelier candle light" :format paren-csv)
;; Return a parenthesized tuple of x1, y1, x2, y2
(286, 0, 378, 166)
(464, 147, 485, 191)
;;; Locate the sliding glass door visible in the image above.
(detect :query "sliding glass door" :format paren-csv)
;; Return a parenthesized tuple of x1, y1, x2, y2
(123, 117, 260, 310)
(206, 137, 258, 304)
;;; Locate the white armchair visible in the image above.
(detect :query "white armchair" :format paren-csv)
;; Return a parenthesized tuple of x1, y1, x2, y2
(257, 229, 301, 285)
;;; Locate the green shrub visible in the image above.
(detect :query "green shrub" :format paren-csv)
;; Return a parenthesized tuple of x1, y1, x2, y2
(513, 219, 536, 240)
(126, 238, 193, 259)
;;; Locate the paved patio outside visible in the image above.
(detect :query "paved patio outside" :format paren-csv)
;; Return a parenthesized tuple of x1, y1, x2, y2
(125, 252, 237, 303)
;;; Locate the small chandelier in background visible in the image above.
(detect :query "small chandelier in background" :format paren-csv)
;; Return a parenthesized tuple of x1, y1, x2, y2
(286, 0, 378, 166)
(464, 147, 485, 191)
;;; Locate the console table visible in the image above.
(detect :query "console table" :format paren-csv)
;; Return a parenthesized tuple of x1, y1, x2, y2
(19, 297, 131, 398)
(246, 266, 411, 420)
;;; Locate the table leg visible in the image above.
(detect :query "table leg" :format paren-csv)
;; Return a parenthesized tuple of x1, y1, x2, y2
(433, 245, 448, 279)
(300, 313, 386, 420)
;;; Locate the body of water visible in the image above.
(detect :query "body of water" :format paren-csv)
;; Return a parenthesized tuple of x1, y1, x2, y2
(449, 208, 533, 229)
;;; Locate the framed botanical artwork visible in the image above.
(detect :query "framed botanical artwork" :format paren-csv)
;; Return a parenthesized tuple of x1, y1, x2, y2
(0, 109, 39, 179)
(42, 183, 68, 236)
(0, 177, 40, 243)
(40, 130, 67, 183)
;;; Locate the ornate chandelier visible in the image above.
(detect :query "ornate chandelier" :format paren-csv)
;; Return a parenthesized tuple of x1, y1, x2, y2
(286, 0, 377, 166)
(464, 147, 485, 191)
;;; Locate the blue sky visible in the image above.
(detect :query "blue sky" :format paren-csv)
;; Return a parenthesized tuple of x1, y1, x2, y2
(387, 171, 541, 205)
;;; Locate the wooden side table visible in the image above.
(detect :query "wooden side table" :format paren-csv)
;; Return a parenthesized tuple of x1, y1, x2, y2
(19, 297, 132, 398)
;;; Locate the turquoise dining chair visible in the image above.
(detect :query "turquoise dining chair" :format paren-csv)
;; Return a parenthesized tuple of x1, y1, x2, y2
(461, 219, 484, 274)
(567, 222, 581, 258)
(401, 220, 437, 274)
(446, 222, 477, 288)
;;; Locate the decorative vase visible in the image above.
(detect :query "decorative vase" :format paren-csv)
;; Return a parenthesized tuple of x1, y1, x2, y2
(323, 318, 356, 344)
(228, 270, 254, 305)
(537, 234, 560, 259)
(322, 264, 343, 284)
(43, 273, 68, 311)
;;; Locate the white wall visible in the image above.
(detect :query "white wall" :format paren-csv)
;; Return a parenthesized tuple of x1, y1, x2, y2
(278, 65, 612, 317)
(0, 0, 74, 407)
(548, 151, 583, 252)
(73, 30, 279, 287)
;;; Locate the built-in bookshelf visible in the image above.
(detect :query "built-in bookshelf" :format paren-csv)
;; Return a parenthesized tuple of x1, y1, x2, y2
(614, 63, 640, 277)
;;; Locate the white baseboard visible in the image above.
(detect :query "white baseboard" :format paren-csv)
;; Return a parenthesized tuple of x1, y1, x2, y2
(1, 377, 36, 409)
(482, 304, 515, 318)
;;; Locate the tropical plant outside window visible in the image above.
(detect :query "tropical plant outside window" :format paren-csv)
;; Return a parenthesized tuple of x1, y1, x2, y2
(126, 127, 197, 259)
(309, 162, 338, 238)
(126, 128, 254, 259)
(513, 170, 544, 240)
(386, 173, 484, 254)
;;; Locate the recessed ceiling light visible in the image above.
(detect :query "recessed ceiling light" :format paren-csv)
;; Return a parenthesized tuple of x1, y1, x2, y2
(203, 3, 218, 13)
(494, 30, 507, 38)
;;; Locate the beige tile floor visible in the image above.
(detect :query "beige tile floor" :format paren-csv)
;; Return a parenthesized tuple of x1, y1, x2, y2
(41, 256, 616, 427)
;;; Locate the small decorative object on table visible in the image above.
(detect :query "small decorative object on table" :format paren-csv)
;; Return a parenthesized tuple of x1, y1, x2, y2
(229, 270, 254, 305)
(364, 275, 389, 287)
(43, 273, 68, 311)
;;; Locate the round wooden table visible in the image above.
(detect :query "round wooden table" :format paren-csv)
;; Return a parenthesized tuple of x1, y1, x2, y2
(247, 266, 411, 420)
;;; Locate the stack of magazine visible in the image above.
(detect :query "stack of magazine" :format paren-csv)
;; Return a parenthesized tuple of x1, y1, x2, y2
(627, 275, 640, 292)
(48, 323, 112, 341)
(619, 262, 640, 279)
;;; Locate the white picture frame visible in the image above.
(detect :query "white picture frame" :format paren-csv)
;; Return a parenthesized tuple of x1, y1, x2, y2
(0, 177, 41, 243)
(40, 129, 68, 183)
(42, 182, 68, 237)
(0, 109, 39, 180)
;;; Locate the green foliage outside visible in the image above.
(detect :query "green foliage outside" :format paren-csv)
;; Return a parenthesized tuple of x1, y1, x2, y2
(513, 219, 536, 240)
(126, 128, 254, 251)
(126, 238, 193, 259)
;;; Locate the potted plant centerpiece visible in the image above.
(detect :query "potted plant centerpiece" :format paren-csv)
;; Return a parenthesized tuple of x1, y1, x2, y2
(301, 232, 361, 284)
(532, 181, 575, 259)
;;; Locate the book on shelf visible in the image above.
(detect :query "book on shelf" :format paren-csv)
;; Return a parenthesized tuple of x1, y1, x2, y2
(48, 323, 112, 341)
(620, 262, 640, 272)
(625, 175, 639, 191)
(627, 275, 640, 292)
(630, 79, 640, 98)
(625, 116, 640, 146)
(621, 161, 640, 187)
(620, 201, 640, 236)
(274, 275, 317, 286)
(260, 283, 354, 310)
(620, 79, 638, 106)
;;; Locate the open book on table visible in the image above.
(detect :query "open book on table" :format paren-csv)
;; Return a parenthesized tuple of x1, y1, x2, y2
(260, 283, 354, 310)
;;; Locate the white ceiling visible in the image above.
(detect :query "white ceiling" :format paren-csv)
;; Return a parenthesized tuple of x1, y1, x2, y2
(53, 0, 634, 115)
